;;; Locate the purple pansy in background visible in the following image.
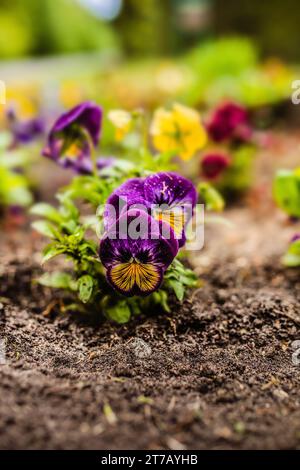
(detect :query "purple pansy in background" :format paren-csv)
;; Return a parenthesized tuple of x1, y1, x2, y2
(206, 102, 252, 143)
(42, 102, 102, 171)
(7, 109, 44, 147)
(201, 153, 230, 179)
(290, 233, 300, 243)
(76, 156, 115, 175)
(99, 209, 178, 297)
(104, 172, 197, 247)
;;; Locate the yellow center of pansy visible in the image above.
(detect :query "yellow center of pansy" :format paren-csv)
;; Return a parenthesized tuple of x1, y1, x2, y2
(110, 259, 160, 294)
(66, 142, 82, 159)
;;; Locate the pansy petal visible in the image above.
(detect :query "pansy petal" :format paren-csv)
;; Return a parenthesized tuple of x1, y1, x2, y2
(104, 178, 147, 230)
(144, 172, 197, 247)
(156, 208, 186, 237)
(52, 102, 102, 146)
(144, 172, 197, 208)
(7, 109, 44, 146)
(108, 262, 136, 295)
(107, 262, 162, 297)
(101, 209, 178, 262)
(43, 102, 102, 171)
(150, 103, 207, 159)
(201, 153, 230, 179)
(207, 102, 249, 143)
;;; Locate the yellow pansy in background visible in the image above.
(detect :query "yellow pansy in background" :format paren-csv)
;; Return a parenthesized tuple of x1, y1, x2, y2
(0, 85, 39, 125)
(150, 103, 207, 160)
(155, 63, 186, 96)
(108, 109, 133, 142)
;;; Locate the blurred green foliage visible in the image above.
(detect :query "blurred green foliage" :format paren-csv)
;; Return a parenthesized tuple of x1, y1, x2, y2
(274, 169, 300, 218)
(0, 0, 119, 58)
(0, 133, 32, 208)
(217, 145, 256, 194)
(0, 11, 33, 58)
(115, 0, 171, 56)
(0, 0, 300, 61)
(186, 36, 258, 78)
(181, 37, 295, 107)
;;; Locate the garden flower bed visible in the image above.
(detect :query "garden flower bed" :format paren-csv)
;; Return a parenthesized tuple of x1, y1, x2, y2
(1, 126, 300, 450)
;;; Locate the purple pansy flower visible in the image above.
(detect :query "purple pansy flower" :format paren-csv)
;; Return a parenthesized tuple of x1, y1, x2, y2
(291, 233, 300, 243)
(206, 102, 251, 143)
(42, 102, 102, 171)
(143, 172, 197, 246)
(104, 172, 197, 247)
(104, 178, 148, 230)
(201, 153, 230, 179)
(99, 209, 178, 297)
(7, 109, 44, 146)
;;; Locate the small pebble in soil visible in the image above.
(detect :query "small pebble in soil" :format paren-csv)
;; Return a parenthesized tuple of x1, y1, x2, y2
(129, 338, 152, 359)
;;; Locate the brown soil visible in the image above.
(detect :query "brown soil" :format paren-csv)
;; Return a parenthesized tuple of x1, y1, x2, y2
(1, 131, 300, 450)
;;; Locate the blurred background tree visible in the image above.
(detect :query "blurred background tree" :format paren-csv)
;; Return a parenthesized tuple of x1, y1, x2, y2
(215, 0, 300, 61)
(114, 0, 172, 56)
(0, 0, 300, 60)
(0, 0, 119, 58)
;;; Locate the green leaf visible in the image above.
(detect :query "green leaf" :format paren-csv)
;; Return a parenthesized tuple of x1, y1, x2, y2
(78, 275, 94, 304)
(282, 239, 300, 267)
(273, 169, 300, 218)
(30, 203, 62, 224)
(282, 252, 300, 267)
(61, 220, 79, 234)
(32, 220, 57, 239)
(198, 182, 225, 212)
(8, 185, 32, 207)
(168, 279, 185, 301)
(104, 299, 131, 324)
(42, 244, 65, 264)
(37, 272, 76, 290)
(57, 193, 79, 221)
(151, 290, 170, 313)
(165, 259, 198, 289)
(127, 298, 142, 317)
(219, 145, 255, 192)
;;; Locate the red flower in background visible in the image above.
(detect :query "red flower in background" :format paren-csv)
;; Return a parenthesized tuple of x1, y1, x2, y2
(201, 153, 230, 179)
(206, 102, 252, 143)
